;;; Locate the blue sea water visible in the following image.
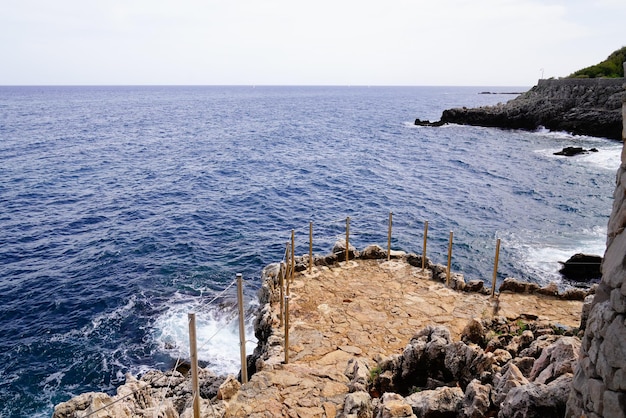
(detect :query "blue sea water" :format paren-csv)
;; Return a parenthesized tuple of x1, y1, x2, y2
(0, 85, 621, 417)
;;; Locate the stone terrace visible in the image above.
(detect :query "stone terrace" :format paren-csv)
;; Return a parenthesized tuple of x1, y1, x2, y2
(222, 259, 583, 417)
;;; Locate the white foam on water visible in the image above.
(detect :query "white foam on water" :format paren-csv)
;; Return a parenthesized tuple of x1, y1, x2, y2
(503, 226, 606, 285)
(574, 146, 622, 171)
(152, 298, 257, 376)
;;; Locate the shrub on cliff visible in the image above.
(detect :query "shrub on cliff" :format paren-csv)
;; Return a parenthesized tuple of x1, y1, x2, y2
(568, 46, 626, 78)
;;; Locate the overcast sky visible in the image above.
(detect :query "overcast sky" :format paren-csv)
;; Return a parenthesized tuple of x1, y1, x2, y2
(1, 0, 624, 86)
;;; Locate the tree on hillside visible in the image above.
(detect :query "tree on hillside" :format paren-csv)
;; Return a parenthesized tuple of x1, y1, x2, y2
(568, 46, 626, 78)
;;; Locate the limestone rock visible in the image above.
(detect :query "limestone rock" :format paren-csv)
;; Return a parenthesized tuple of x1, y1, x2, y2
(360, 244, 387, 260)
(332, 240, 359, 261)
(498, 373, 573, 418)
(217, 375, 241, 400)
(460, 319, 485, 346)
(529, 337, 580, 384)
(499, 278, 539, 294)
(405, 386, 464, 417)
(493, 363, 529, 407)
(341, 391, 373, 418)
(376, 392, 416, 418)
(461, 379, 492, 418)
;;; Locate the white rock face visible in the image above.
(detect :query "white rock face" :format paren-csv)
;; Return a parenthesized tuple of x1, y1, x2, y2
(565, 80, 626, 418)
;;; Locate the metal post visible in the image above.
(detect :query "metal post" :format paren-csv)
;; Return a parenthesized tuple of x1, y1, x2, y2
(422, 221, 429, 270)
(188, 313, 200, 418)
(284, 295, 290, 364)
(345, 216, 350, 263)
(491, 238, 501, 297)
(237, 274, 248, 384)
(387, 211, 393, 261)
(309, 221, 313, 274)
(446, 231, 453, 286)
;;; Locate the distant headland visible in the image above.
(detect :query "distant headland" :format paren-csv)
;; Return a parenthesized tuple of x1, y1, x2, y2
(416, 47, 626, 140)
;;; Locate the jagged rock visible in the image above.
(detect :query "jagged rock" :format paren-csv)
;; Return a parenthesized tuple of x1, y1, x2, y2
(529, 337, 580, 384)
(345, 358, 371, 393)
(405, 386, 464, 417)
(360, 244, 387, 259)
(499, 278, 540, 294)
(465, 280, 484, 293)
(395, 326, 452, 390)
(217, 375, 241, 400)
(435, 78, 624, 140)
(493, 363, 529, 407)
(375, 392, 416, 418)
(460, 319, 485, 346)
(560, 287, 588, 301)
(498, 373, 573, 418)
(519, 335, 561, 358)
(332, 240, 359, 261)
(461, 379, 492, 418)
(511, 357, 536, 378)
(341, 391, 373, 418)
(444, 342, 494, 389)
(553, 146, 593, 156)
(558, 253, 602, 282)
(414, 118, 445, 127)
(504, 330, 535, 357)
(537, 282, 559, 297)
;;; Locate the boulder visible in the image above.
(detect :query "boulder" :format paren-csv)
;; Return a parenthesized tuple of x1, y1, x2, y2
(493, 363, 529, 407)
(558, 253, 602, 282)
(360, 244, 387, 260)
(460, 319, 485, 346)
(332, 240, 359, 261)
(553, 146, 597, 156)
(498, 373, 573, 418)
(461, 379, 492, 418)
(217, 374, 241, 400)
(499, 278, 540, 294)
(529, 337, 581, 384)
(375, 392, 416, 418)
(405, 386, 464, 418)
(341, 391, 373, 418)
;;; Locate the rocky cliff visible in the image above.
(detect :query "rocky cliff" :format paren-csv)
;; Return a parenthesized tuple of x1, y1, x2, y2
(565, 72, 626, 417)
(418, 78, 625, 140)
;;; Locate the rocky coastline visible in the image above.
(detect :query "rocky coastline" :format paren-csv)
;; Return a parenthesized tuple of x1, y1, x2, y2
(415, 78, 625, 140)
(53, 244, 595, 417)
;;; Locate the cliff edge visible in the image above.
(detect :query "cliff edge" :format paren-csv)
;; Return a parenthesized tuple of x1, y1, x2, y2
(437, 78, 624, 140)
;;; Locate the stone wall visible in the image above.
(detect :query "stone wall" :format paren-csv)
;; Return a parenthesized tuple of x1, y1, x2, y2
(566, 68, 626, 417)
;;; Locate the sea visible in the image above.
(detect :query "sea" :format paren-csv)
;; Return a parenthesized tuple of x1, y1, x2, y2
(0, 85, 621, 417)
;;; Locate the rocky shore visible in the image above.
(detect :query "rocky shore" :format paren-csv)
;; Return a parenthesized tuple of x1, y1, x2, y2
(415, 78, 625, 140)
(53, 244, 593, 417)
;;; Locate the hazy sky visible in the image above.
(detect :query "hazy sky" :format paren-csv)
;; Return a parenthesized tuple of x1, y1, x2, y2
(1, 0, 624, 86)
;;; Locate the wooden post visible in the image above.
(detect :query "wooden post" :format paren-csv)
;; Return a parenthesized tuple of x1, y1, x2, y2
(446, 231, 453, 286)
(237, 274, 248, 384)
(422, 221, 429, 270)
(387, 211, 393, 261)
(188, 313, 201, 418)
(345, 216, 350, 263)
(279, 262, 284, 327)
(491, 238, 501, 297)
(284, 295, 290, 364)
(290, 229, 295, 284)
(309, 221, 313, 274)
(285, 241, 291, 296)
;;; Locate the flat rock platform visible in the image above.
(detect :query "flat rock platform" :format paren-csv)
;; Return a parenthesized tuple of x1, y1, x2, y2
(222, 259, 583, 417)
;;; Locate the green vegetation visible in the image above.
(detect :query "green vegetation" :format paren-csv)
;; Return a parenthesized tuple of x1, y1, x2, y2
(568, 46, 626, 78)
(369, 365, 382, 382)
